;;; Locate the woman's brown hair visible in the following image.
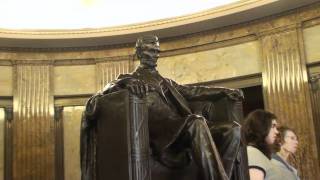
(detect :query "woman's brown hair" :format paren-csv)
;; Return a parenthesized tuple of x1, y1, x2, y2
(242, 109, 277, 159)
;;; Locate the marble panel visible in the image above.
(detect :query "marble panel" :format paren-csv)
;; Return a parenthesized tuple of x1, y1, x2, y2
(0, 66, 12, 96)
(54, 65, 96, 96)
(63, 106, 84, 180)
(157, 41, 261, 84)
(304, 25, 320, 64)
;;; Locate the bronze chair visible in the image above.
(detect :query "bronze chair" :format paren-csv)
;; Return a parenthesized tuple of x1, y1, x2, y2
(81, 90, 249, 180)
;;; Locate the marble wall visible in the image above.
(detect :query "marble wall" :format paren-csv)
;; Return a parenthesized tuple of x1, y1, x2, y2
(54, 65, 96, 96)
(62, 106, 84, 180)
(0, 66, 12, 96)
(304, 24, 320, 64)
(157, 41, 261, 84)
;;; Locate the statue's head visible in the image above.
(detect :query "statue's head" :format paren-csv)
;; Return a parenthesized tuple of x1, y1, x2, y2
(135, 35, 160, 68)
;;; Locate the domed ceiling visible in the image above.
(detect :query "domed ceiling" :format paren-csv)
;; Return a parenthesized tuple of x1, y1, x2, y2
(0, 0, 239, 29)
(0, 0, 318, 48)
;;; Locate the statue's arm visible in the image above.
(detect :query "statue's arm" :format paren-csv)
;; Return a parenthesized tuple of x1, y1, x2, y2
(167, 79, 243, 101)
(101, 74, 134, 94)
(101, 74, 154, 98)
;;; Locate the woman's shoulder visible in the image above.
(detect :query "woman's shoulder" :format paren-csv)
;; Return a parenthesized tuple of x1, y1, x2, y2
(247, 146, 269, 160)
(247, 146, 271, 169)
(271, 154, 300, 180)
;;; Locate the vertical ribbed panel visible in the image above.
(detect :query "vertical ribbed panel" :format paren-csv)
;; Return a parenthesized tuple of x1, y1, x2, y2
(0, 108, 4, 180)
(96, 60, 131, 90)
(261, 30, 320, 179)
(309, 76, 320, 161)
(13, 65, 55, 180)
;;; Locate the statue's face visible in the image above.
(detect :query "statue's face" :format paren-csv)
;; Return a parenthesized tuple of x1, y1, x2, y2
(139, 40, 160, 67)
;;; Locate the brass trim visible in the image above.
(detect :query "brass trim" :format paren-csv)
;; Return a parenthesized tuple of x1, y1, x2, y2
(4, 107, 13, 180)
(303, 17, 320, 28)
(160, 35, 257, 58)
(0, 36, 257, 66)
(307, 61, 320, 68)
(0, 97, 13, 108)
(54, 96, 91, 107)
(54, 106, 64, 180)
(0, 61, 12, 66)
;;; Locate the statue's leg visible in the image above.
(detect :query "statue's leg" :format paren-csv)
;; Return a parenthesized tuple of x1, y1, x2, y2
(210, 124, 241, 179)
(198, 101, 242, 178)
(186, 115, 229, 180)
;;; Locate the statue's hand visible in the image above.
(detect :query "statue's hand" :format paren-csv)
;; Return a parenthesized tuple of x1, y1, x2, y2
(124, 79, 155, 98)
(224, 88, 244, 101)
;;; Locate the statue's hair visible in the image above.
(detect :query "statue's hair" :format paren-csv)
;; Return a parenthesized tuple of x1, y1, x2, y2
(242, 109, 277, 159)
(135, 35, 159, 49)
(135, 35, 159, 58)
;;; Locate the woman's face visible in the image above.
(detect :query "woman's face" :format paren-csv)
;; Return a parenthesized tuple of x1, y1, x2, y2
(265, 120, 278, 145)
(281, 130, 298, 154)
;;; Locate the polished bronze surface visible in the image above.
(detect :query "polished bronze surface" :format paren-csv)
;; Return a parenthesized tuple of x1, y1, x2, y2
(309, 73, 320, 164)
(0, 108, 4, 180)
(260, 29, 320, 179)
(12, 65, 55, 180)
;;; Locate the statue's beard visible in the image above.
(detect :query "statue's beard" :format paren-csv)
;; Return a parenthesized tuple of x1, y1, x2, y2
(140, 58, 158, 68)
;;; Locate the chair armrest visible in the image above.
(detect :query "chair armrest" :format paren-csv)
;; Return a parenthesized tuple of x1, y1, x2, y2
(189, 97, 243, 125)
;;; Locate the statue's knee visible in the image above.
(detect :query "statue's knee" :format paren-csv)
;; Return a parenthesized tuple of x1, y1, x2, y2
(229, 126, 241, 141)
(187, 115, 208, 132)
(192, 116, 207, 126)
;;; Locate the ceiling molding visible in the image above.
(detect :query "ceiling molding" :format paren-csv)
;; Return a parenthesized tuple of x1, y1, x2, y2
(0, 0, 319, 48)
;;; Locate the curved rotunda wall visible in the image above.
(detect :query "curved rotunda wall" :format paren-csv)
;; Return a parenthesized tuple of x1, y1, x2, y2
(1, 2, 320, 180)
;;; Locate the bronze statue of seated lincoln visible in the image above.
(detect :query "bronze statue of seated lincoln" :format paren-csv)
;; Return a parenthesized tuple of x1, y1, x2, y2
(81, 35, 249, 180)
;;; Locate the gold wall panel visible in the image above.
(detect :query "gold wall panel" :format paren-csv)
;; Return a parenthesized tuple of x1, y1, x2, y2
(261, 29, 320, 179)
(310, 78, 320, 161)
(54, 65, 96, 96)
(309, 65, 320, 162)
(303, 24, 320, 64)
(0, 66, 13, 96)
(96, 60, 131, 90)
(0, 108, 4, 180)
(62, 106, 84, 180)
(12, 65, 55, 180)
(155, 41, 261, 84)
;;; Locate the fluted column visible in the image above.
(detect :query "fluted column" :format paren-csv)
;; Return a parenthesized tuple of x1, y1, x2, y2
(260, 28, 320, 179)
(0, 108, 4, 180)
(12, 64, 55, 180)
(309, 75, 320, 161)
(96, 59, 132, 91)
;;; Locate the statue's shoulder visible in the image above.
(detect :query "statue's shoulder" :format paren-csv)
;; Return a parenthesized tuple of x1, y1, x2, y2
(118, 73, 134, 79)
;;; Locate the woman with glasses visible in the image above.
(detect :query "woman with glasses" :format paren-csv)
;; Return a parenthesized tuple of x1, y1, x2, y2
(271, 126, 300, 180)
